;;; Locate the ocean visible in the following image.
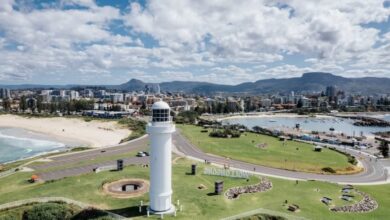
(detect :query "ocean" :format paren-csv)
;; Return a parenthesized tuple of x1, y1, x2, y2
(223, 115, 390, 137)
(0, 127, 67, 164)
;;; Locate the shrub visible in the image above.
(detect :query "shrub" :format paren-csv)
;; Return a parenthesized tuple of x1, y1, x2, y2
(321, 167, 336, 173)
(0, 212, 22, 220)
(174, 111, 199, 124)
(209, 129, 241, 138)
(238, 213, 287, 220)
(22, 203, 76, 220)
(118, 118, 146, 143)
(347, 156, 357, 165)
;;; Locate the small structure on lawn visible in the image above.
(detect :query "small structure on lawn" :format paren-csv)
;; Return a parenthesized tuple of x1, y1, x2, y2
(29, 175, 39, 183)
(321, 197, 332, 205)
(117, 159, 124, 171)
(314, 145, 323, 152)
(341, 194, 354, 201)
(215, 181, 224, 195)
(191, 164, 197, 175)
(287, 204, 300, 212)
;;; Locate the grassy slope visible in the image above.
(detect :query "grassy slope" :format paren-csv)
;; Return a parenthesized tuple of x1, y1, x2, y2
(178, 124, 356, 174)
(0, 158, 388, 220)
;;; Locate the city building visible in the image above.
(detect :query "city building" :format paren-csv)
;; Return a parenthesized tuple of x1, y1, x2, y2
(0, 88, 11, 99)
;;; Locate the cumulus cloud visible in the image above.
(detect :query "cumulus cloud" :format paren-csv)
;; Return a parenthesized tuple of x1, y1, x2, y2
(0, 0, 389, 84)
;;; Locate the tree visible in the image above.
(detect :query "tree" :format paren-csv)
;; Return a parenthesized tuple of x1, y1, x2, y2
(297, 99, 303, 108)
(176, 110, 199, 124)
(20, 96, 27, 112)
(36, 96, 43, 113)
(378, 141, 389, 158)
(110, 105, 122, 111)
(2, 98, 11, 111)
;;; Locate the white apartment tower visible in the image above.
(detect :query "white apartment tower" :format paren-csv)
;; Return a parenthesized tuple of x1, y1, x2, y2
(146, 101, 175, 214)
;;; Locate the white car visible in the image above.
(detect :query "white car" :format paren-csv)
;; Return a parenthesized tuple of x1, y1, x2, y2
(136, 151, 147, 157)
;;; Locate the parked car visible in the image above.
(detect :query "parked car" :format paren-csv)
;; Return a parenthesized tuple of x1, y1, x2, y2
(136, 151, 147, 157)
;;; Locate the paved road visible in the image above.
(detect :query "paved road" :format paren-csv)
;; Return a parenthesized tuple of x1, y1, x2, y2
(29, 131, 388, 184)
(29, 136, 150, 181)
(173, 131, 389, 184)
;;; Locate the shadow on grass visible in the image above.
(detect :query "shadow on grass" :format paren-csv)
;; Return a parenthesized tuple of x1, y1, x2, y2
(207, 192, 220, 196)
(108, 205, 147, 218)
(73, 208, 115, 220)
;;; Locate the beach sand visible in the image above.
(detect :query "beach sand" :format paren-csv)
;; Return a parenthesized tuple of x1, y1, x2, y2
(0, 115, 131, 148)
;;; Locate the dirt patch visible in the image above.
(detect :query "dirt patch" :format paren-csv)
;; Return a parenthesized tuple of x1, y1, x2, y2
(197, 184, 207, 190)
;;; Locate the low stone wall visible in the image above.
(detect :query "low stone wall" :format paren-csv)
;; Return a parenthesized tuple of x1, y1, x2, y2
(225, 177, 272, 200)
(330, 190, 378, 213)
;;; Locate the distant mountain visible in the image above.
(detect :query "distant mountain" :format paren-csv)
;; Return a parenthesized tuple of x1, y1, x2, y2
(1, 72, 389, 95)
(117, 72, 390, 95)
(115, 79, 147, 91)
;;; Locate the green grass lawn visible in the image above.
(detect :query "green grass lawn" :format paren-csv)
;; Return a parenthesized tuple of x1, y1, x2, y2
(178, 124, 358, 174)
(0, 158, 388, 220)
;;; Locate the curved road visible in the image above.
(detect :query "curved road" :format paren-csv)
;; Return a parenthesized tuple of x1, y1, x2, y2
(173, 131, 389, 184)
(29, 136, 149, 181)
(28, 131, 388, 184)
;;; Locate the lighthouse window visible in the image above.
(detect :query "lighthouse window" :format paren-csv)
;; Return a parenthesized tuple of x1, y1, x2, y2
(152, 109, 170, 122)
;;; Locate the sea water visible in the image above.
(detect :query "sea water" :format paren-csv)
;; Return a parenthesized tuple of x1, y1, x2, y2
(223, 116, 390, 136)
(0, 127, 66, 164)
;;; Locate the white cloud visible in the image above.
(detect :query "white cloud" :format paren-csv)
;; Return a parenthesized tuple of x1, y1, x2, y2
(123, 0, 389, 64)
(0, 0, 389, 83)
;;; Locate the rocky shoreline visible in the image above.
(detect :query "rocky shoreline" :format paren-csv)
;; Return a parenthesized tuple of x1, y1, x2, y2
(336, 116, 390, 127)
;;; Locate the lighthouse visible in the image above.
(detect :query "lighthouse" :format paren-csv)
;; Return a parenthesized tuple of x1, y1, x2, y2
(146, 101, 175, 214)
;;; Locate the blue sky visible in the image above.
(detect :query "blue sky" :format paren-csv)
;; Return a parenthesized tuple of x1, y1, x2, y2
(0, 0, 389, 85)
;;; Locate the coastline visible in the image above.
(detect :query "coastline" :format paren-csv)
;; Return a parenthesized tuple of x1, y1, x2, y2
(0, 127, 78, 164)
(213, 113, 332, 121)
(0, 114, 131, 148)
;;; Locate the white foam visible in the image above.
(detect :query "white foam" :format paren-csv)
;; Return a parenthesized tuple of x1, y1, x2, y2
(0, 131, 65, 150)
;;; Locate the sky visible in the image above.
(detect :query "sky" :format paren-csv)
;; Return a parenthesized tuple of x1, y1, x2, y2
(0, 0, 390, 85)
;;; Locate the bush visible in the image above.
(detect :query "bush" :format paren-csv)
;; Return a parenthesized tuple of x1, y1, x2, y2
(22, 203, 76, 220)
(321, 167, 336, 173)
(0, 212, 22, 220)
(347, 155, 357, 165)
(328, 148, 358, 165)
(209, 129, 241, 138)
(237, 213, 287, 220)
(174, 111, 199, 124)
(118, 118, 146, 143)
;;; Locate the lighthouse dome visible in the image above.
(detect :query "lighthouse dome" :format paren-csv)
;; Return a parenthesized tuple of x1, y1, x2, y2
(151, 101, 171, 122)
(151, 101, 170, 110)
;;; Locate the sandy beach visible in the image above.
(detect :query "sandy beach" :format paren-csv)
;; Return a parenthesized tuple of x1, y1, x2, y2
(0, 115, 131, 148)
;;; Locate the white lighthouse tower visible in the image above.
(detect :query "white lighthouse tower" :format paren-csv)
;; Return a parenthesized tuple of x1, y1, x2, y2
(146, 101, 175, 214)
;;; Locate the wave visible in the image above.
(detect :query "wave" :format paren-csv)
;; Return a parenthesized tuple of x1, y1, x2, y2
(2, 148, 65, 165)
(0, 130, 67, 163)
(0, 131, 65, 149)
